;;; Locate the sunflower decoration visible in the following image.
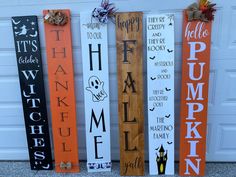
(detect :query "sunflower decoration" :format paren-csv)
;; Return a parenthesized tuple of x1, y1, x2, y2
(186, 0, 216, 22)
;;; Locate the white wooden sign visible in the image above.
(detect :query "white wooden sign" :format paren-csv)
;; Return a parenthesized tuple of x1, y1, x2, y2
(147, 14, 175, 175)
(80, 12, 111, 172)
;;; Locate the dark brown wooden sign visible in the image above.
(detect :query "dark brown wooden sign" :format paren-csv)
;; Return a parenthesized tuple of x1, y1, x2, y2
(116, 12, 145, 176)
(11, 16, 53, 170)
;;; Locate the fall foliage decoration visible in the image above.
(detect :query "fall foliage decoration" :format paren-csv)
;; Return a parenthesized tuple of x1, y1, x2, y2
(44, 10, 68, 26)
(186, 0, 216, 22)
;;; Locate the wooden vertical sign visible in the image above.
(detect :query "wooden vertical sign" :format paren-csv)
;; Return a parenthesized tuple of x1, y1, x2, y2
(147, 14, 175, 175)
(43, 9, 79, 172)
(80, 12, 111, 172)
(116, 12, 145, 176)
(179, 12, 212, 176)
(11, 16, 53, 170)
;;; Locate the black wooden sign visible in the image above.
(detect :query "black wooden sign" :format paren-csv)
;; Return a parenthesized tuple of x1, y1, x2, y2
(12, 16, 53, 170)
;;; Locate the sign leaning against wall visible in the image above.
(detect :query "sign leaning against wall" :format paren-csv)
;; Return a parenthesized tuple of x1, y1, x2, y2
(179, 1, 216, 176)
(43, 9, 80, 173)
(116, 12, 145, 176)
(11, 15, 53, 170)
(147, 13, 175, 175)
(80, 12, 112, 172)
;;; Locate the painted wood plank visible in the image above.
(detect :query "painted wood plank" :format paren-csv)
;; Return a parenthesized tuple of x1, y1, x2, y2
(147, 14, 175, 175)
(80, 12, 112, 172)
(179, 11, 212, 176)
(11, 15, 53, 170)
(43, 9, 79, 173)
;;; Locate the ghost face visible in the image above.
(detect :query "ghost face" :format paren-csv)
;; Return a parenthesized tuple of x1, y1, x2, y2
(86, 76, 107, 102)
(89, 76, 100, 90)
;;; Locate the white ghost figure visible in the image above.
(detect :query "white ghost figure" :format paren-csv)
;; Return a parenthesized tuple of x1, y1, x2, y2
(86, 76, 107, 102)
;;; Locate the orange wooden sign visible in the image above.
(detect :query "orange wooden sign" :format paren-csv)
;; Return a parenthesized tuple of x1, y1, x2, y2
(116, 12, 145, 176)
(179, 11, 212, 176)
(43, 9, 79, 173)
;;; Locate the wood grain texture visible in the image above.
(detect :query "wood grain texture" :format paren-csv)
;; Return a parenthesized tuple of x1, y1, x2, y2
(116, 12, 145, 176)
(43, 9, 79, 173)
